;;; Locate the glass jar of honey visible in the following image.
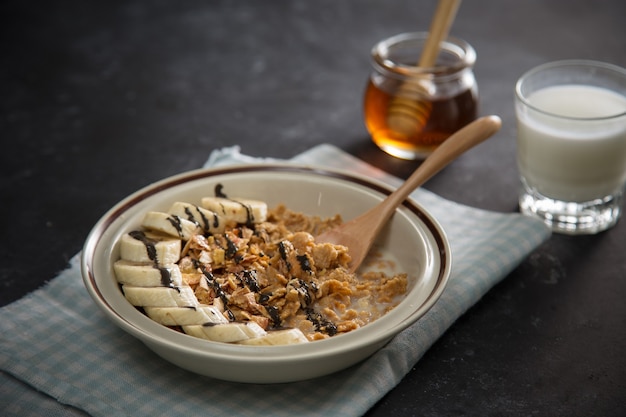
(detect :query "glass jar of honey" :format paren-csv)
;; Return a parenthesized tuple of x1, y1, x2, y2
(364, 32, 478, 159)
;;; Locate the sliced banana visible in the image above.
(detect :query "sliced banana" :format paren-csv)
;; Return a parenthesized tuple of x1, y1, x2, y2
(183, 321, 266, 343)
(114, 195, 326, 345)
(142, 211, 201, 240)
(122, 285, 198, 307)
(119, 231, 181, 265)
(144, 305, 228, 326)
(201, 196, 267, 224)
(237, 328, 309, 345)
(167, 201, 226, 235)
(113, 260, 183, 287)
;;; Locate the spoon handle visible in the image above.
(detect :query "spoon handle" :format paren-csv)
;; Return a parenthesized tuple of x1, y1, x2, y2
(379, 115, 502, 222)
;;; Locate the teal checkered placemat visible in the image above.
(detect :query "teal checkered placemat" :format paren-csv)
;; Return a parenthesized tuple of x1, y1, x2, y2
(1, 144, 550, 417)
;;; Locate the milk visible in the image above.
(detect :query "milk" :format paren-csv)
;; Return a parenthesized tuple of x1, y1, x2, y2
(517, 84, 626, 202)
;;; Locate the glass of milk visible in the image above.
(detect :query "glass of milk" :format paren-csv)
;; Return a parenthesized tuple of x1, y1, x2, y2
(515, 60, 626, 234)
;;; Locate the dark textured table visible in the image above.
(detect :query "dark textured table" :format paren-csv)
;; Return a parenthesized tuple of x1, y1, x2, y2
(2, 0, 625, 415)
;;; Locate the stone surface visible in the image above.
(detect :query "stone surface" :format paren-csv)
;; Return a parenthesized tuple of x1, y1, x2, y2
(1, 0, 625, 415)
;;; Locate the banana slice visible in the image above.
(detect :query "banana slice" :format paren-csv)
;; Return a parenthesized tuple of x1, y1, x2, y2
(167, 201, 226, 235)
(113, 261, 183, 287)
(183, 321, 266, 343)
(144, 305, 228, 326)
(122, 285, 198, 307)
(142, 211, 201, 240)
(119, 231, 181, 265)
(201, 197, 267, 224)
(237, 328, 309, 345)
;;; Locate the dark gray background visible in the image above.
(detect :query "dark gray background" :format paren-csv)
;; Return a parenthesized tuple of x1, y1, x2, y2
(2, 1, 625, 415)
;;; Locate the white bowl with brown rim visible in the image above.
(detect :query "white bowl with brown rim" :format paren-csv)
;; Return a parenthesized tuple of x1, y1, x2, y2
(81, 164, 451, 383)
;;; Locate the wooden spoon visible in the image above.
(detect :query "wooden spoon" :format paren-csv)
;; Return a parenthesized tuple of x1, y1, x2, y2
(316, 115, 502, 273)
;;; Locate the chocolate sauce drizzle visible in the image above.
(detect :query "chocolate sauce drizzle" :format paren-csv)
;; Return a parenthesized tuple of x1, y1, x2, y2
(201, 268, 235, 321)
(305, 308, 338, 336)
(128, 230, 175, 289)
(165, 214, 185, 238)
(297, 254, 312, 273)
(265, 305, 281, 327)
(223, 234, 238, 260)
(239, 270, 261, 293)
(183, 205, 215, 235)
(214, 182, 255, 227)
(215, 183, 227, 198)
(278, 241, 291, 271)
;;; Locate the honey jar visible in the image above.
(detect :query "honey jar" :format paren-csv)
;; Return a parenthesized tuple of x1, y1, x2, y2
(364, 32, 478, 159)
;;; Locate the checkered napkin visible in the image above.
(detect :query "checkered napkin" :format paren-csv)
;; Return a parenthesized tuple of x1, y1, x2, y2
(0, 144, 551, 417)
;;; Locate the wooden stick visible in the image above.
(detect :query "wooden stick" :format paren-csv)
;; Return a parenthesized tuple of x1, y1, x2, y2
(419, 0, 462, 68)
(385, 0, 462, 143)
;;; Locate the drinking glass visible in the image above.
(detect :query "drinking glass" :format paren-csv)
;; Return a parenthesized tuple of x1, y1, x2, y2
(515, 60, 626, 234)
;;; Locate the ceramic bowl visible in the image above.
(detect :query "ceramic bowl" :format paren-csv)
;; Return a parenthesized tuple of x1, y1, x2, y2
(81, 164, 451, 383)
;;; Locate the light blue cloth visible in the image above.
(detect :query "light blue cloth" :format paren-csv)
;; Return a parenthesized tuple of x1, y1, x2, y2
(0, 144, 551, 417)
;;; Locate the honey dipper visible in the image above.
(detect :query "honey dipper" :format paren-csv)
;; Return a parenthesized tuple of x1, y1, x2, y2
(386, 0, 462, 138)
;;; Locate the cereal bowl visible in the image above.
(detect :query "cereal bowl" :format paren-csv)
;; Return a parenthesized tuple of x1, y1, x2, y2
(81, 164, 451, 383)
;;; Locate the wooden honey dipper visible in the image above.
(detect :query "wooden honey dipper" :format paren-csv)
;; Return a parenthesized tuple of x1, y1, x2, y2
(387, 0, 462, 138)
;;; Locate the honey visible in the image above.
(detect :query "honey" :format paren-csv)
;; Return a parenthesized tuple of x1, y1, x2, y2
(364, 79, 478, 158)
(365, 32, 478, 159)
